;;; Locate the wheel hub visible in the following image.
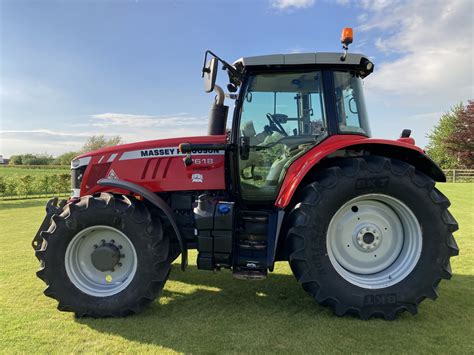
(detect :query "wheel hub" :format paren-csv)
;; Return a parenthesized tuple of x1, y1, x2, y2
(91, 242, 122, 272)
(355, 226, 381, 251)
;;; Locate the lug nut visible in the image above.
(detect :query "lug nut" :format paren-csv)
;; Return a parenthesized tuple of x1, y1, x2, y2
(93, 244, 98, 249)
(117, 263, 122, 267)
(110, 239, 115, 244)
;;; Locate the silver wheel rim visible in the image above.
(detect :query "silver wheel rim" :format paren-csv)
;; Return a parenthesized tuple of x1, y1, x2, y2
(326, 194, 422, 289)
(65, 225, 137, 297)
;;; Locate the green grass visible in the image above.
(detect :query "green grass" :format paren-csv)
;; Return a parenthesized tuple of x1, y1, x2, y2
(0, 166, 69, 177)
(0, 184, 473, 353)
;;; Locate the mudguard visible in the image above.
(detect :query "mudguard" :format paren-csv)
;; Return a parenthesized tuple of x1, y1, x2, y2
(275, 135, 445, 208)
(98, 178, 187, 270)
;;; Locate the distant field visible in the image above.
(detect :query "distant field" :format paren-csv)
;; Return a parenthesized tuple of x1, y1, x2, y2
(0, 183, 472, 353)
(0, 166, 69, 177)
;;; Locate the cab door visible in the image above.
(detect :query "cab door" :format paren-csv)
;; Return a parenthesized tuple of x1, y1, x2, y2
(235, 71, 328, 203)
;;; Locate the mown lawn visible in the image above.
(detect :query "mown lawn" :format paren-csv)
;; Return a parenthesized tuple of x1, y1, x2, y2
(0, 184, 472, 353)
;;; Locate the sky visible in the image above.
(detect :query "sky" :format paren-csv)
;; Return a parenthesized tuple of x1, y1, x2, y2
(0, 0, 472, 157)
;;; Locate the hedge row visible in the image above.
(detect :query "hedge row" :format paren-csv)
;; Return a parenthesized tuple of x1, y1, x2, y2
(0, 174, 70, 199)
(1, 165, 69, 170)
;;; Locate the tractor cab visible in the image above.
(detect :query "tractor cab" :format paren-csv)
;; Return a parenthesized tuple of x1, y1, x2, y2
(232, 53, 373, 202)
(200, 49, 374, 203)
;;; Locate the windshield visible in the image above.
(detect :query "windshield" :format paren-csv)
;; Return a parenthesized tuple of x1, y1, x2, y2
(238, 71, 327, 201)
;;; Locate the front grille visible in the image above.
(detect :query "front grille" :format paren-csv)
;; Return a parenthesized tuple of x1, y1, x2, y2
(71, 165, 86, 190)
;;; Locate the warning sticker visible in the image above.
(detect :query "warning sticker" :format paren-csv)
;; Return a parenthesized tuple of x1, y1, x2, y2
(107, 169, 119, 179)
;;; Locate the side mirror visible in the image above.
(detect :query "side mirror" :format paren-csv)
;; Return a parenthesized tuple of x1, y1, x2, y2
(203, 57, 218, 93)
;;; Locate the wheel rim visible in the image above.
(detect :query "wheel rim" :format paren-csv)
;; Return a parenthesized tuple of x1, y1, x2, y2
(326, 194, 422, 289)
(65, 225, 137, 297)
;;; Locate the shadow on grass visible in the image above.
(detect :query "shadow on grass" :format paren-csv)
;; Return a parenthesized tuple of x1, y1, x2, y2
(77, 265, 320, 352)
(76, 264, 472, 353)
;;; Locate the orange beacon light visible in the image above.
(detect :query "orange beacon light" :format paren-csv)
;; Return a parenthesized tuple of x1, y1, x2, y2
(341, 27, 353, 46)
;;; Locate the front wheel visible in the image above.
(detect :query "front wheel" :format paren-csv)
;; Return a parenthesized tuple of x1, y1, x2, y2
(286, 156, 459, 320)
(35, 193, 171, 317)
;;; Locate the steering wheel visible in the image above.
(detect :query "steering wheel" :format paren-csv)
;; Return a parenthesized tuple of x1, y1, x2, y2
(266, 113, 288, 136)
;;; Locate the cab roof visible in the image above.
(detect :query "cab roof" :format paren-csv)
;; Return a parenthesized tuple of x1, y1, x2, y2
(233, 52, 373, 78)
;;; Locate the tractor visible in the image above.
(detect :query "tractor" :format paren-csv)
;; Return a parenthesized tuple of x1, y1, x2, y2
(33, 28, 459, 320)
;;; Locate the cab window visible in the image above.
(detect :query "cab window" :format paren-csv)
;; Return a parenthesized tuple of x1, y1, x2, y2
(334, 71, 371, 136)
(238, 71, 326, 201)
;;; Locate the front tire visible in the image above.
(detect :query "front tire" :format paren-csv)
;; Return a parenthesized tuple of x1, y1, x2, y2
(35, 193, 171, 317)
(286, 156, 459, 320)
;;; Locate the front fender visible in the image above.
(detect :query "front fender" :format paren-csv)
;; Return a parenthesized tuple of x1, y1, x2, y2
(275, 135, 445, 208)
(98, 178, 187, 270)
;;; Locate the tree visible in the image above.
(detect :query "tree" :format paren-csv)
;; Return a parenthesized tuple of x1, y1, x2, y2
(9, 155, 22, 165)
(446, 100, 474, 168)
(81, 135, 123, 153)
(425, 104, 464, 169)
(53, 151, 79, 166)
(7, 153, 53, 165)
(21, 153, 54, 165)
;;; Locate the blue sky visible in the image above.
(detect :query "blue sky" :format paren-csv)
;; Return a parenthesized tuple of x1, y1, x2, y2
(1, 0, 472, 157)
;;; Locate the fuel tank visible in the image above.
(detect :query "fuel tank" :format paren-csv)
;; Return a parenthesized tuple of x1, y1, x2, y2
(72, 135, 227, 197)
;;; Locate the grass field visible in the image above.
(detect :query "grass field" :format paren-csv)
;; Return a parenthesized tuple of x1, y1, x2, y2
(0, 166, 69, 177)
(0, 184, 472, 353)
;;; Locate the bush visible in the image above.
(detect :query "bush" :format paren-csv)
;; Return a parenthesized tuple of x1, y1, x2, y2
(16, 175, 34, 197)
(0, 173, 71, 198)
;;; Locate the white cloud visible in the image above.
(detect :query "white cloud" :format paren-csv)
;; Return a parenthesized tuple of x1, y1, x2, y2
(0, 113, 209, 157)
(359, 0, 392, 11)
(271, 0, 315, 10)
(406, 111, 444, 122)
(359, 0, 473, 105)
(91, 112, 207, 128)
(0, 129, 93, 137)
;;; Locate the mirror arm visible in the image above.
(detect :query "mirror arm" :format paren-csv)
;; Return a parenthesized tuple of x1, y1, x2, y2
(202, 49, 242, 81)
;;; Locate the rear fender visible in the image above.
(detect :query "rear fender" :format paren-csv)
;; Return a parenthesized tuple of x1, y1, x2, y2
(275, 136, 445, 208)
(98, 178, 187, 270)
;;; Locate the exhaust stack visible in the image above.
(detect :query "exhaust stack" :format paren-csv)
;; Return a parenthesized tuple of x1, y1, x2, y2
(208, 84, 228, 135)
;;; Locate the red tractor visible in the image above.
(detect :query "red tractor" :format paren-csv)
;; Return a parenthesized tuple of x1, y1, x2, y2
(33, 29, 458, 320)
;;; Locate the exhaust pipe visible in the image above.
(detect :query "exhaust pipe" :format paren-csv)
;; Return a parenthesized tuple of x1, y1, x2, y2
(208, 84, 228, 135)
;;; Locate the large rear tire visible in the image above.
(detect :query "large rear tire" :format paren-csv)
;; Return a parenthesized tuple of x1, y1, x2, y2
(35, 193, 171, 317)
(286, 156, 459, 320)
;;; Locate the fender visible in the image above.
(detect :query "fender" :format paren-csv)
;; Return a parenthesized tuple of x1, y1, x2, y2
(275, 135, 445, 208)
(98, 178, 187, 271)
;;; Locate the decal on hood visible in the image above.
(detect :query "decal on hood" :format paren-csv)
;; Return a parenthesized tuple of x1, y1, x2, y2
(119, 146, 224, 161)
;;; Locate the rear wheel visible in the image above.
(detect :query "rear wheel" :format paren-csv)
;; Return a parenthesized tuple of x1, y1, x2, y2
(286, 156, 459, 319)
(36, 193, 171, 317)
